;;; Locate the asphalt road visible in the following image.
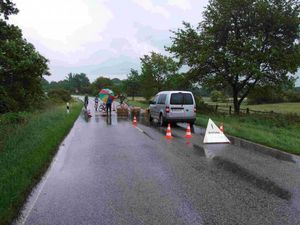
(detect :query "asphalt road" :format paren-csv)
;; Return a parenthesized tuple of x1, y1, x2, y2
(14, 101, 300, 225)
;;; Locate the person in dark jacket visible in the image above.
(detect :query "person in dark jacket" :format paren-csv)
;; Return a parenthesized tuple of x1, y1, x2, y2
(84, 95, 89, 109)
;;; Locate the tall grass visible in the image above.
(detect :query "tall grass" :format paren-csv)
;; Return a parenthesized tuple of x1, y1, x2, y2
(196, 113, 300, 155)
(0, 102, 82, 225)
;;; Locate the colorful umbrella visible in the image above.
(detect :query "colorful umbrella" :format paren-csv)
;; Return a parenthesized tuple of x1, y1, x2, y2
(99, 88, 115, 104)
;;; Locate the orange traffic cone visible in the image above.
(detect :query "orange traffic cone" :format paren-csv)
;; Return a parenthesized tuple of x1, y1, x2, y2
(133, 116, 137, 126)
(185, 123, 192, 138)
(165, 123, 173, 139)
(220, 122, 224, 133)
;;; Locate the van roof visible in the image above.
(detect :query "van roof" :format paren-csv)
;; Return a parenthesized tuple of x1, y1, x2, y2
(156, 91, 193, 95)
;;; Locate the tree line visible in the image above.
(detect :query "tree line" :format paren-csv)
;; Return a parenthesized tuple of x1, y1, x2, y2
(2, 0, 300, 114)
(124, 0, 300, 114)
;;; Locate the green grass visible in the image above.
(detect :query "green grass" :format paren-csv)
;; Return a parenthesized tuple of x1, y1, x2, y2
(0, 102, 82, 225)
(127, 100, 149, 109)
(204, 97, 300, 115)
(246, 102, 300, 114)
(196, 113, 300, 155)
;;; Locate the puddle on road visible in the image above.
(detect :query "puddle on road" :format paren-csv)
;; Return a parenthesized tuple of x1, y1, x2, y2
(192, 144, 206, 157)
(212, 156, 292, 201)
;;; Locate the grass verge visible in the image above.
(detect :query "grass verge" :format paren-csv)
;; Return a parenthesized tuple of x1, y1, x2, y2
(127, 100, 149, 109)
(0, 102, 82, 225)
(196, 113, 300, 155)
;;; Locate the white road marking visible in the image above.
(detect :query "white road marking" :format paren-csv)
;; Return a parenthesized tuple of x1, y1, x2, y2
(135, 126, 144, 133)
(21, 169, 52, 225)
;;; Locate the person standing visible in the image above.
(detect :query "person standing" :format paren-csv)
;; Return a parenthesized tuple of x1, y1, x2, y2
(106, 96, 113, 115)
(106, 94, 118, 115)
(84, 95, 89, 109)
(94, 96, 99, 111)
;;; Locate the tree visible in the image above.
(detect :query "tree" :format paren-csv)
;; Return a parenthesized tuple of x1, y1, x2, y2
(65, 73, 90, 93)
(125, 69, 141, 100)
(0, 0, 49, 113)
(164, 73, 192, 90)
(210, 90, 224, 102)
(48, 88, 71, 102)
(0, 20, 49, 112)
(91, 76, 113, 95)
(140, 52, 179, 100)
(168, 0, 300, 114)
(41, 77, 50, 92)
(0, 0, 19, 19)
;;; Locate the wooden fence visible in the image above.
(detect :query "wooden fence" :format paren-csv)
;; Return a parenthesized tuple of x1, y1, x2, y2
(213, 105, 281, 116)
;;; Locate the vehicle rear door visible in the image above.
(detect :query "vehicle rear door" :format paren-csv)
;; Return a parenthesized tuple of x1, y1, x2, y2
(182, 93, 195, 118)
(169, 93, 185, 118)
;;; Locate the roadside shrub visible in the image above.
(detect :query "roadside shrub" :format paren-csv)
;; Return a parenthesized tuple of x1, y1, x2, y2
(248, 86, 284, 104)
(210, 90, 223, 102)
(48, 88, 71, 102)
(284, 90, 300, 102)
(0, 87, 18, 113)
(0, 112, 31, 125)
(195, 96, 214, 113)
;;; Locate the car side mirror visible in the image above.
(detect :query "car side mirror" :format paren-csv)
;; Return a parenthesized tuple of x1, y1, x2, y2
(149, 100, 155, 104)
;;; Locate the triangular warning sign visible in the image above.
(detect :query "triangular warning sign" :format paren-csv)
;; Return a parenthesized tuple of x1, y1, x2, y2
(203, 118, 230, 144)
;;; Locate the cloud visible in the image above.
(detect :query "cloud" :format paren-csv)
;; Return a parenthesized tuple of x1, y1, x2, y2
(11, 0, 113, 53)
(9, 0, 209, 81)
(131, 0, 170, 18)
(167, 0, 192, 10)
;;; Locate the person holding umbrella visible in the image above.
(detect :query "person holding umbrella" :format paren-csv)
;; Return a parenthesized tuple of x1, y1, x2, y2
(99, 89, 118, 116)
(106, 94, 114, 115)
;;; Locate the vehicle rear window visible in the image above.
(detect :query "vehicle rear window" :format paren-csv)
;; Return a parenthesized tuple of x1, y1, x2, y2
(170, 93, 194, 105)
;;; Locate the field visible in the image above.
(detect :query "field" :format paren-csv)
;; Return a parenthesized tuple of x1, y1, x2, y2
(245, 103, 300, 114)
(0, 101, 82, 225)
(127, 99, 149, 109)
(204, 97, 300, 115)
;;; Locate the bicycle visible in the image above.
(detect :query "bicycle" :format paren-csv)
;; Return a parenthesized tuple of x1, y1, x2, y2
(99, 102, 106, 112)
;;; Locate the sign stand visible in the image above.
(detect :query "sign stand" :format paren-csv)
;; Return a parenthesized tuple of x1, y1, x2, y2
(203, 118, 230, 144)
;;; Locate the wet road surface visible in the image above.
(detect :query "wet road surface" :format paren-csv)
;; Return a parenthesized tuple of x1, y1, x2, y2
(15, 102, 300, 225)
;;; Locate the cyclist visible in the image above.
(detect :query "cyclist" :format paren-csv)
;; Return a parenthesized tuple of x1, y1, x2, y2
(94, 96, 99, 111)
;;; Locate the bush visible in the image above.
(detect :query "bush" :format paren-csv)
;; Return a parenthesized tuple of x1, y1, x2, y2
(248, 86, 285, 104)
(210, 90, 223, 102)
(195, 96, 214, 113)
(0, 112, 31, 125)
(0, 87, 18, 113)
(48, 88, 71, 102)
(284, 90, 300, 102)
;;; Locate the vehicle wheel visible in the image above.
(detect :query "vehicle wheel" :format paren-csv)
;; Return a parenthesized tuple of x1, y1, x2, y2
(159, 114, 166, 127)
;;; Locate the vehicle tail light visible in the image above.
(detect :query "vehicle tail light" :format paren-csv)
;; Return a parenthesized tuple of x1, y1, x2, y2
(165, 106, 170, 113)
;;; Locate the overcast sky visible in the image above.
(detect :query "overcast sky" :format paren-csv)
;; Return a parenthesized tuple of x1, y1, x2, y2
(9, 0, 300, 85)
(9, 0, 207, 82)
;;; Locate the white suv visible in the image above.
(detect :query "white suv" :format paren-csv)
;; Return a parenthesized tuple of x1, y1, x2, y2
(149, 91, 196, 126)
